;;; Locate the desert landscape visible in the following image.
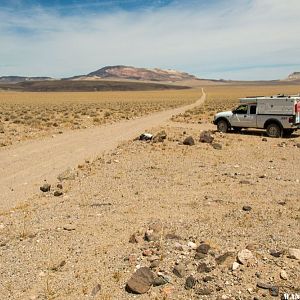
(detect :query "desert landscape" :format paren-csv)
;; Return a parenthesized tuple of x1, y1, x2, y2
(0, 78, 299, 299)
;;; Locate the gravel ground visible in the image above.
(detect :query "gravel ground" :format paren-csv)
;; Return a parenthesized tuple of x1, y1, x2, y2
(0, 123, 299, 300)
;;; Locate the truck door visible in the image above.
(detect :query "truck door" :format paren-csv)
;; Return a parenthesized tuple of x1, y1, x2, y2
(230, 104, 257, 128)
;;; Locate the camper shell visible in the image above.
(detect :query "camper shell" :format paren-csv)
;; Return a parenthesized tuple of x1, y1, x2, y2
(213, 94, 300, 137)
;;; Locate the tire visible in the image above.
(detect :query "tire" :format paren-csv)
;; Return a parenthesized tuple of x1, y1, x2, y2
(266, 123, 282, 138)
(217, 119, 229, 133)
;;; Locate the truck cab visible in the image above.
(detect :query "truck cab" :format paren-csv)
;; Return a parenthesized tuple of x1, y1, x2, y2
(213, 94, 300, 137)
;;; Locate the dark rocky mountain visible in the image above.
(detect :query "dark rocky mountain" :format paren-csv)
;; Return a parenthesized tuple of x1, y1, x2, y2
(84, 65, 199, 82)
(286, 72, 300, 81)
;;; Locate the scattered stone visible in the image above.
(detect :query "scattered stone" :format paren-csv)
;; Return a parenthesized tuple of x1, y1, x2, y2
(196, 288, 212, 295)
(242, 205, 252, 212)
(63, 225, 75, 231)
(57, 183, 63, 189)
(187, 241, 197, 249)
(142, 249, 152, 256)
(139, 133, 153, 141)
(173, 263, 185, 278)
(288, 248, 300, 260)
(262, 137, 267, 141)
(57, 168, 77, 181)
(212, 143, 222, 150)
(183, 136, 195, 146)
(237, 249, 254, 265)
(150, 260, 160, 269)
(149, 221, 163, 233)
(157, 272, 172, 284)
(269, 286, 279, 297)
(280, 270, 288, 280)
(91, 283, 101, 297)
(185, 275, 196, 290)
(196, 243, 210, 254)
(195, 252, 206, 260)
(153, 131, 167, 143)
(197, 262, 211, 273)
(40, 183, 51, 192)
(216, 252, 235, 265)
(165, 233, 182, 240)
(203, 276, 213, 282)
(269, 249, 282, 258)
(257, 282, 272, 290)
(296, 143, 300, 148)
(232, 262, 240, 271)
(126, 267, 154, 294)
(153, 276, 167, 287)
(54, 190, 63, 197)
(200, 131, 214, 143)
(239, 180, 251, 184)
(129, 233, 139, 244)
(144, 230, 159, 242)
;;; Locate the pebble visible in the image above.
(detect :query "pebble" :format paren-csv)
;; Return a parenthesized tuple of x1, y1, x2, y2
(153, 276, 167, 287)
(91, 283, 101, 297)
(187, 241, 197, 249)
(197, 262, 211, 273)
(237, 249, 253, 265)
(288, 248, 300, 260)
(280, 270, 288, 280)
(40, 183, 51, 192)
(269, 286, 279, 297)
(269, 249, 282, 257)
(212, 143, 222, 150)
(196, 288, 212, 295)
(185, 275, 196, 290)
(183, 136, 195, 146)
(242, 205, 252, 211)
(54, 190, 63, 197)
(173, 263, 185, 278)
(126, 267, 154, 294)
(200, 131, 214, 143)
(257, 282, 272, 289)
(196, 243, 211, 254)
(232, 262, 240, 270)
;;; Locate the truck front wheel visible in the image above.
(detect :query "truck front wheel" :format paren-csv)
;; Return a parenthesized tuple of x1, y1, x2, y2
(266, 123, 282, 138)
(217, 119, 229, 133)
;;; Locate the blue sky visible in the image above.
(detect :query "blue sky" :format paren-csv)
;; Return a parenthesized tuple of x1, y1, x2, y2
(0, 0, 300, 80)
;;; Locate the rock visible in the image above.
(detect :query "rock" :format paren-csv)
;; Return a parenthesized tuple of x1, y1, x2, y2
(203, 276, 213, 282)
(237, 249, 254, 265)
(126, 267, 154, 294)
(129, 233, 139, 244)
(165, 233, 182, 240)
(197, 262, 211, 273)
(188, 241, 197, 249)
(242, 205, 252, 211)
(173, 263, 185, 278)
(153, 276, 167, 287)
(196, 243, 210, 254)
(150, 260, 160, 269)
(196, 288, 212, 295)
(280, 270, 288, 280)
(57, 168, 77, 181)
(194, 252, 206, 260)
(54, 190, 63, 197)
(174, 242, 184, 251)
(269, 249, 282, 258)
(144, 230, 159, 242)
(269, 286, 279, 297)
(149, 221, 163, 233)
(153, 131, 167, 143)
(200, 131, 214, 143)
(239, 180, 251, 184)
(40, 183, 51, 192)
(262, 137, 267, 141)
(257, 282, 272, 289)
(212, 143, 222, 150)
(232, 262, 240, 270)
(185, 275, 196, 290)
(139, 133, 153, 141)
(288, 248, 300, 260)
(142, 249, 152, 256)
(57, 183, 63, 189)
(216, 252, 235, 265)
(91, 283, 101, 297)
(183, 136, 195, 146)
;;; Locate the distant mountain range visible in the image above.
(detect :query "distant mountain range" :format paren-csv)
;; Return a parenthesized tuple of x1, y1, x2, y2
(1, 66, 300, 84)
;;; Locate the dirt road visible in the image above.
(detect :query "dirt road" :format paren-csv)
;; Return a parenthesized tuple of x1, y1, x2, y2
(0, 89, 205, 211)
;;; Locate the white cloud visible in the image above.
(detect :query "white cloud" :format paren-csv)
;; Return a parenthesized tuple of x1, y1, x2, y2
(0, 0, 300, 79)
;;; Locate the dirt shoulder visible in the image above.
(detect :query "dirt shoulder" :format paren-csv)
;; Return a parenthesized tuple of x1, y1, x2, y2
(0, 121, 299, 299)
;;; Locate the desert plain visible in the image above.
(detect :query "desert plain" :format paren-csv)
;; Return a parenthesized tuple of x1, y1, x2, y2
(0, 84, 299, 300)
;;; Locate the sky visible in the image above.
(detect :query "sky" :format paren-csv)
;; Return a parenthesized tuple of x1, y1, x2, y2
(0, 0, 300, 80)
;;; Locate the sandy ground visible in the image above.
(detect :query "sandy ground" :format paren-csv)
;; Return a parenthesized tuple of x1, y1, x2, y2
(0, 111, 299, 299)
(0, 90, 204, 211)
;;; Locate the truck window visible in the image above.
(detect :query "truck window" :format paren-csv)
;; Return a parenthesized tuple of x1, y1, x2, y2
(235, 105, 248, 114)
(250, 105, 257, 114)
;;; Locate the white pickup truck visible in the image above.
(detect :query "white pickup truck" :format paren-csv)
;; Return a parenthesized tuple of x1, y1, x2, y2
(213, 94, 300, 137)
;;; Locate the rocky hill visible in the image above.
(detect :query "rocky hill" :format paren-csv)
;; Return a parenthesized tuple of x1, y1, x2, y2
(80, 65, 199, 82)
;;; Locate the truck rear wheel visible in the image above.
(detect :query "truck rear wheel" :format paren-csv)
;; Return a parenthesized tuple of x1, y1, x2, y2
(266, 123, 282, 138)
(217, 119, 229, 133)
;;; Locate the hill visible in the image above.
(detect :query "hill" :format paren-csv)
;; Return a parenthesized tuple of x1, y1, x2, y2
(0, 76, 53, 83)
(286, 72, 300, 81)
